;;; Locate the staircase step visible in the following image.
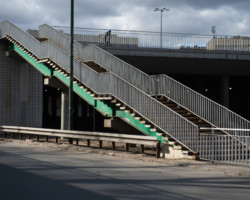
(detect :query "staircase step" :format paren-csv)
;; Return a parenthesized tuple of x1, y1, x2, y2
(181, 113, 196, 117)
(172, 107, 185, 111)
(168, 141, 176, 145)
(84, 61, 108, 73)
(175, 110, 188, 114)
(198, 124, 211, 127)
(94, 97, 112, 100)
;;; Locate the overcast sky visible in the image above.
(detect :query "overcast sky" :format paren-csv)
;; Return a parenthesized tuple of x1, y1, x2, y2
(1, 0, 250, 36)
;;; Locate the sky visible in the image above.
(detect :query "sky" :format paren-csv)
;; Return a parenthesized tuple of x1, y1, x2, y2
(0, 0, 250, 36)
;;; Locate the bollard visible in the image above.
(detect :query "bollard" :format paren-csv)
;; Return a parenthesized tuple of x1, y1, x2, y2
(156, 141, 161, 158)
(140, 145, 145, 153)
(69, 138, 73, 144)
(112, 142, 115, 150)
(125, 143, 129, 151)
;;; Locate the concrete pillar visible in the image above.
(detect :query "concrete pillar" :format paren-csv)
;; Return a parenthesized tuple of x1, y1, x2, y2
(61, 90, 69, 130)
(220, 76, 229, 108)
(44, 77, 69, 130)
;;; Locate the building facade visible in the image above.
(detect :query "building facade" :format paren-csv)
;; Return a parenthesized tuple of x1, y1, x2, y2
(0, 41, 43, 127)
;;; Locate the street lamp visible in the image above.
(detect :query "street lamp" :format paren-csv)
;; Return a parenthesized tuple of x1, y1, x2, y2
(154, 7, 169, 48)
(69, 0, 74, 131)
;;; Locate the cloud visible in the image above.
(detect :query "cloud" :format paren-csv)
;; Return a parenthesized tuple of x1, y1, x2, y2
(0, 0, 249, 36)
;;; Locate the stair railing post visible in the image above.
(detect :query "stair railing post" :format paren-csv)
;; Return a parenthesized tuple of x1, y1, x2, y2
(212, 128, 215, 161)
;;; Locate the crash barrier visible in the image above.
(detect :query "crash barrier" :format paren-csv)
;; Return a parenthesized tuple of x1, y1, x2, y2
(0, 126, 161, 158)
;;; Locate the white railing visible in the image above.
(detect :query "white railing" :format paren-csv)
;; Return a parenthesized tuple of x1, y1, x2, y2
(0, 20, 199, 153)
(156, 74, 250, 137)
(200, 128, 250, 166)
(52, 26, 250, 52)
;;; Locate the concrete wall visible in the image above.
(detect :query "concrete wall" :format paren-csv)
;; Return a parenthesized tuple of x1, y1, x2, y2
(0, 42, 43, 127)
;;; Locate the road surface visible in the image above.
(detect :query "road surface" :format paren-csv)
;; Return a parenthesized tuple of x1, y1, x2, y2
(0, 140, 250, 200)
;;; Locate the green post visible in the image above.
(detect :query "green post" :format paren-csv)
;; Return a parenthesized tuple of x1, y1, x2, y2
(69, 0, 74, 130)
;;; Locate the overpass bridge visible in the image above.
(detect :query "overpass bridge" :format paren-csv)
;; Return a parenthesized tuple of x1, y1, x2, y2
(0, 21, 250, 164)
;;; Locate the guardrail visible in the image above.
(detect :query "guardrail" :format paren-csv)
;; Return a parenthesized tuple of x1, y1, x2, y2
(199, 128, 250, 166)
(52, 26, 250, 52)
(0, 126, 161, 158)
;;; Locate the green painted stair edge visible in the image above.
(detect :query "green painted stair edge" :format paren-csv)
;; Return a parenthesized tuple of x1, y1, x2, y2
(12, 44, 52, 77)
(11, 43, 167, 143)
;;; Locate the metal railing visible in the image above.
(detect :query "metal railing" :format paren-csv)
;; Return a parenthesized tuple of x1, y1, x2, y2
(199, 128, 250, 166)
(156, 74, 250, 137)
(39, 24, 151, 93)
(0, 20, 199, 153)
(39, 24, 250, 138)
(52, 26, 250, 52)
(0, 125, 161, 158)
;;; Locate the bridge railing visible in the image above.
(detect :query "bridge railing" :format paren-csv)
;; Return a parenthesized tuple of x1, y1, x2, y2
(0, 20, 200, 153)
(39, 24, 250, 138)
(52, 26, 250, 52)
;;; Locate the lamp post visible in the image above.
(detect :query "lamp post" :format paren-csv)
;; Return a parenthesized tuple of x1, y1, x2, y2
(154, 8, 169, 48)
(69, 0, 74, 130)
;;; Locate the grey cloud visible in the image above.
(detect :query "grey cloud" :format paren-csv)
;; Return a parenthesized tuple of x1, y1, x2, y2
(0, 0, 249, 36)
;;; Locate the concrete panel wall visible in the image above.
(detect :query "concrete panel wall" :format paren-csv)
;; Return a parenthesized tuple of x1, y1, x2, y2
(0, 42, 43, 127)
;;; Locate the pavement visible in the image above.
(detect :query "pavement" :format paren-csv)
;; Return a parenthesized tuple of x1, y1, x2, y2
(0, 139, 250, 200)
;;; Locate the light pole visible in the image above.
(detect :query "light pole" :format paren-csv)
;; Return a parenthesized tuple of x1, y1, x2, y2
(154, 8, 169, 48)
(69, 0, 74, 130)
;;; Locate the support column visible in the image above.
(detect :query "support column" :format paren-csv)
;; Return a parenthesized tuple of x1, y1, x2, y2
(61, 90, 69, 130)
(220, 76, 229, 108)
(44, 77, 69, 130)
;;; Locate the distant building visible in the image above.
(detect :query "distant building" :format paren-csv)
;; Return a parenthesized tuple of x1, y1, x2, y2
(206, 36, 250, 51)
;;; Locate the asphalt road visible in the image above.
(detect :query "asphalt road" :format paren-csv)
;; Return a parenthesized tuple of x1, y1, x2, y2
(0, 140, 250, 200)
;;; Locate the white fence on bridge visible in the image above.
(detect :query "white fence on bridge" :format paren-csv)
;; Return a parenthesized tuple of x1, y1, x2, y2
(53, 26, 250, 52)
